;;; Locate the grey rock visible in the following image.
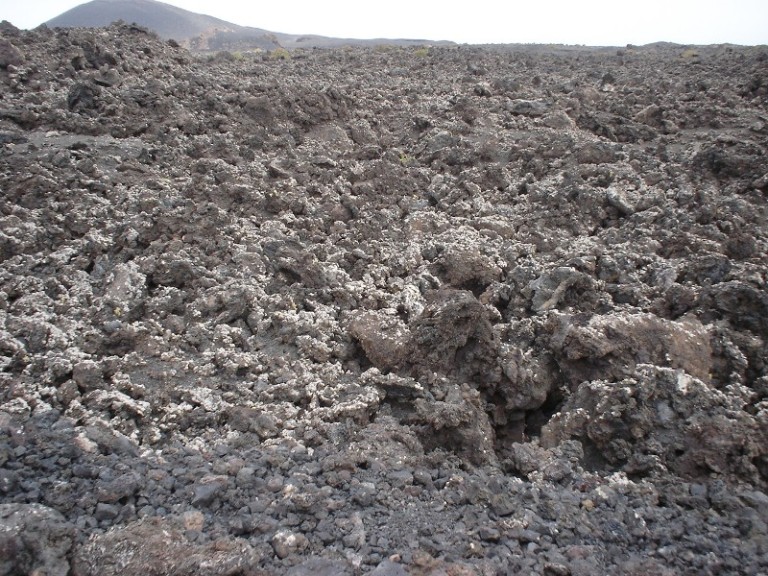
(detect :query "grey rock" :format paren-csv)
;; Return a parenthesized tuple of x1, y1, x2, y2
(1, 24, 767, 576)
(548, 312, 713, 383)
(0, 504, 75, 576)
(576, 141, 621, 164)
(67, 83, 100, 113)
(508, 99, 551, 116)
(286, 557, 354, 576)
(368, 560, 409, 576)
(0, 469, 19, 494)
(94, 503, 120, 521)
(72, 360, 104, 391)
(0, 38, 24, 68)
(96, 472, 142, 503)
(83, 423, 140, 456)
(190, 475, 229, 507)
(526, 267, 595, 312)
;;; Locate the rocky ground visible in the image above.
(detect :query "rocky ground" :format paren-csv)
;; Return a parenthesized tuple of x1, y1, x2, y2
(1, 21, 768, 575)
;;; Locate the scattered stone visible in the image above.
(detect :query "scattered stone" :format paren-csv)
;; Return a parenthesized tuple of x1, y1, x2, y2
(271, 529, 310, 559)
(190, 475, 229, 507)
(286, 557, 354, 576)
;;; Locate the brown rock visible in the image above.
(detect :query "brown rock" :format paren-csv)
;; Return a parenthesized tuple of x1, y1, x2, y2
(0, 38, 23, 68)
(348, 310, 410, 371)
(549, 312, 713, 384)
(408, 289, 499, 383)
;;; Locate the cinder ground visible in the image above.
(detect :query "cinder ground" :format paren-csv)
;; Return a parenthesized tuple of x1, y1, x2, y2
(1, 23, 767, 575)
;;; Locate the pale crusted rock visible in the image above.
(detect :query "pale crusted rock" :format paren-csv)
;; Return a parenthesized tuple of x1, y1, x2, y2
(102, 262, 147, 316)
(414, 384, 497, 465)
(498, 346, 557, 411)
(0, 38, 24, 68)
(71, 517, 259, 576)
(369, 559, 409, 576)
(360, 368, 426, 399)
(0, 24, 767, 576)
(526, 267, 597, 312)
(271, 529, 309, 559)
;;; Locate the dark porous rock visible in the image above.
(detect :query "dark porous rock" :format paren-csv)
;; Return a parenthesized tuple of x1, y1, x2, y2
(83, 422, 140, 456)
(408, 289, 499, 383)
(0, 504, 75, 576)
(576, 141, 622, 165)
(190, 474, 229, 506)
(436, 245, 503, 292)
(67, 82, 101, 113)
(96, 471, 142, 503)
(94, 502, 120, 521)
(703, 281, 768, 336)
(413, 384, 497, 465)
(348, 311, 410, 371)
(542, 365, 768, 482)
(72, 360, 104, 391)
(508, 99, 551, 117)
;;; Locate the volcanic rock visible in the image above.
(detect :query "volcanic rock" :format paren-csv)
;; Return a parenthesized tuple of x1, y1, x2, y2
(0, 23, 767, 575)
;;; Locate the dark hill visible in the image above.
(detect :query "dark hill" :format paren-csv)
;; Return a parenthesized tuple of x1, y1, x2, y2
(44, 0, 452, 50)
(45, 0, 281, 50)
(46, 0, 243, 38)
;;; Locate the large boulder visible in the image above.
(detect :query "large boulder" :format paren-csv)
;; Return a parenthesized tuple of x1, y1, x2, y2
(408, 289, 499, 384)
(0, 504, 75, 576)
(548, 312, 713, 385)
(348, 310, 410, 371)
(542, 365, 768, 485)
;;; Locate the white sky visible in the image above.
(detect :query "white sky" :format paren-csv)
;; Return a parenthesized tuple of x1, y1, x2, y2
(2, 0, 767, 46)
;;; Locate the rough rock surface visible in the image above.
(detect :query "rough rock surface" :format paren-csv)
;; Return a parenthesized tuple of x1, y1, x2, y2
(1, 22, 768, 574)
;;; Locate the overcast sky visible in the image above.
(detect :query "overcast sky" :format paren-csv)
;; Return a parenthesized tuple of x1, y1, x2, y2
(2, 0, 767, 46)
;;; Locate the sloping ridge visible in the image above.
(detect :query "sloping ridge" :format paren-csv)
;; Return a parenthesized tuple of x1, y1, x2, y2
(44, 0, 452, 50)
(46, 0, 257, 40)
